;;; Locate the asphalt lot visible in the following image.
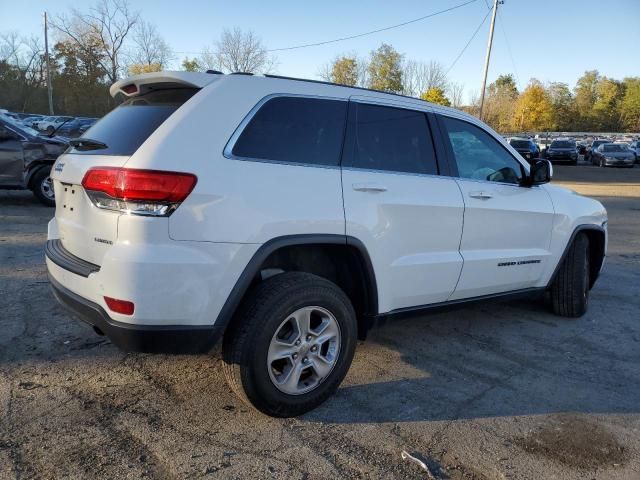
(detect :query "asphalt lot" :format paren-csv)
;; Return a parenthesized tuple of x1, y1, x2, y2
(1, 163, 639, 479)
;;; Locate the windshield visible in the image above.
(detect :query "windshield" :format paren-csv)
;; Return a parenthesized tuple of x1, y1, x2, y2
(603, 144, 627, 152)
(71, 88, 198, 155)
(509, 140, 530, 149)
(550, 140, 575, 148)
(593, 140, 608, 147)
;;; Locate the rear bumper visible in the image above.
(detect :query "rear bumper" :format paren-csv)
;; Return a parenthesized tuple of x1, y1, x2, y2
(49, 273, 222, 353)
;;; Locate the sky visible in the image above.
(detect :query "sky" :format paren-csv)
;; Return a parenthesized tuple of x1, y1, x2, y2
(2, 0, 639, 102)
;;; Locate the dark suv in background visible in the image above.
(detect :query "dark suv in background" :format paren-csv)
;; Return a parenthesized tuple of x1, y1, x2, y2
(0, 116, 68, 206)
(508, 137, 540, 164)
(544, 139, 578, 164)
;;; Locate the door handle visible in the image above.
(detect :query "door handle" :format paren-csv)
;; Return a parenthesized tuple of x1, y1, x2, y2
(352, 183, 388, 193)
(469, 190, 493, 200)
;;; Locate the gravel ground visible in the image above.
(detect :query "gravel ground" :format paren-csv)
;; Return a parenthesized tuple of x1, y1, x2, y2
(1, 164, 639, 479)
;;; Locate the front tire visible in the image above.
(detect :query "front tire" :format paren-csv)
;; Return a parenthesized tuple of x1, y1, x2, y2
(550, 233, 590, 317)
(222, 272, 357, 417)
(30, 167, 55, 206)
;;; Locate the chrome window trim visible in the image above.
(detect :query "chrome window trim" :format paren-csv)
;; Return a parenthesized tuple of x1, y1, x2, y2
(223, 93, 347, 168)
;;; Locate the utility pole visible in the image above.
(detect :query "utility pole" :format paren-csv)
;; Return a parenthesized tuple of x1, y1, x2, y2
(478, 0, 500, 121)
(44, 12, 54, 115)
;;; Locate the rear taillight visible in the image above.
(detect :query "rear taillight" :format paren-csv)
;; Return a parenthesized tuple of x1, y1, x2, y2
(81, 167, 197, 216)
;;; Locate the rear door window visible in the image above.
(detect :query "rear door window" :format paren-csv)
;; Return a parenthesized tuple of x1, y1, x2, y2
(231, 96, 347, 166)
(70, 88, 197, 156)
(342, 102, 438, 175)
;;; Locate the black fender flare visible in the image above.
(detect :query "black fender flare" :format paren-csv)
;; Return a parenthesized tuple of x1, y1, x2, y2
(214, 234, 378, 331)
(547, 224, 606, 289)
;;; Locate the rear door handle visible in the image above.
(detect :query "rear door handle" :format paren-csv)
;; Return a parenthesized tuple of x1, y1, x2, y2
(469, 190, 493, 200)
(352, 183, 388, 193)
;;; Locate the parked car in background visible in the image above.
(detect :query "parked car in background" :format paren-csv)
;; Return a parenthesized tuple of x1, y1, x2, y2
(36, 116, 74, 135)
(626, 141, 639, 163)
(585, 139, 610, 163)
(55, 117, 98, 138)
(544, 138, 578, 164)
(0, 116, 68, 205)
(576, 141, 588, 155)
(591, 143, 636, 168)
(508, 137, 540, 163)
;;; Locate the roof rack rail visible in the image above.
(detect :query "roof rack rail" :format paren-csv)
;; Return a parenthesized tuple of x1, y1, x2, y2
(231, 72, 253, 76)
(263, 74, 427, 103)
(206, 70, 224, 75)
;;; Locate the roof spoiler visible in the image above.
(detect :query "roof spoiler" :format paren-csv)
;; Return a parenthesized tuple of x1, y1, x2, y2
(109, 71, 223, 99)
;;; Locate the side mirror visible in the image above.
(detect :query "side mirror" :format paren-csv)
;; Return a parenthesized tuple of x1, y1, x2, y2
(528, 159, 552, 185)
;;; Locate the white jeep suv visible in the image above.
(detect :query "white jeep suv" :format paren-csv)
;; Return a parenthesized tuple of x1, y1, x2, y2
(46, 71, 607, 417)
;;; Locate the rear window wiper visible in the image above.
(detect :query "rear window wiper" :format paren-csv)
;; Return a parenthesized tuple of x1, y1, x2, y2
(69, 138, 108, 151)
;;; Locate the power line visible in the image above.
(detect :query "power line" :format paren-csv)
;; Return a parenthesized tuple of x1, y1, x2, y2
(497, 10, 520, 88)
(445, 7, 491, 75)
(174, 0, 478, 56)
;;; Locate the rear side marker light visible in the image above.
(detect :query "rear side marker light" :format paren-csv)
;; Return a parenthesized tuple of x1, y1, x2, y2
(82, 167, 197, 216)
(104, 296, 135, 315)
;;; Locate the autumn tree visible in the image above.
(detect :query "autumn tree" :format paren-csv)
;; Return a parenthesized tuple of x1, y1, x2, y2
(592, 77, 625, 131)
(421, 87, 451, 106)
(573, 70, 600, 130)
(513, 80, 553, 131)
(367, 43, 403, 93)
(330, 56, 358, 86)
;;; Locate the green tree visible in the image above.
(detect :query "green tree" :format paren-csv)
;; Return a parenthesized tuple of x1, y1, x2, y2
(330, 56, 358, 86)
(620, 77, 640, 131)
(420, 87, 451, 106)
(367, 43, 403, 93)
(181, 57, 200, 72)
(592, 77, 625, 131)
(484, 74, 518, 132)
(574, 70, 600, 130)
(513, 80, 553, 131)
(547, 82, 575, 131)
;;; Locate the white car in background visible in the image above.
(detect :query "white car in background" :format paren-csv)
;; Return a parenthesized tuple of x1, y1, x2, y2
(36, 115, 74, 135)
(46, 71, 608, 417)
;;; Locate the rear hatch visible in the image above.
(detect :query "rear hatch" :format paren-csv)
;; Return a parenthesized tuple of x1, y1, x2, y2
(50, 86, 199, 266)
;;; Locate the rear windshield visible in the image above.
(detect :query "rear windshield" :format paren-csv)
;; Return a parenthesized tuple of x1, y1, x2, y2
(509, 140, 530, 149)
(593, 140, 608, 147)
(603, 144, 627, 152)
(550, 140, 575, 148)
(70, 88, 197, 155)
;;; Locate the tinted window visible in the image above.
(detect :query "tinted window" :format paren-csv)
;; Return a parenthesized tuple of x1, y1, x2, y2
(70, 88, 197, 156)
(343, 103, 437, 175)
(509, 139, 530, 149)
(550, 140, 575, 148)
(603, 144, 626, 152)
(441, 116, 524, 185)
(232, 97, 347, 166)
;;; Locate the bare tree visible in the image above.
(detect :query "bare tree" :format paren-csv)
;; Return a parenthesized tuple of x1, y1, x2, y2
(201, 27, 276, 74)
(127, 20, 173, 71)
(403, 60, 448, 97)
(448, 82, 465, 109)
(52, 0, 139, 83)
(0, 32, 46, 111)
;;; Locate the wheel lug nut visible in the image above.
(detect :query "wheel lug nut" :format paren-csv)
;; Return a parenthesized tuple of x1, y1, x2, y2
(311, 345, 317, 352)
(306, 335, 312, 341)
(295, 340, 301, 346)
(303, 357, 309, 363)
(292, 353, 298, 360)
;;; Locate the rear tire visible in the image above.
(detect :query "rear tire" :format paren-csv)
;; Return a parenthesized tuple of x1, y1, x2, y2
(30, 167, 55, 207)
(550, 233, 590, 317)
(222, 272, 357, 417)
